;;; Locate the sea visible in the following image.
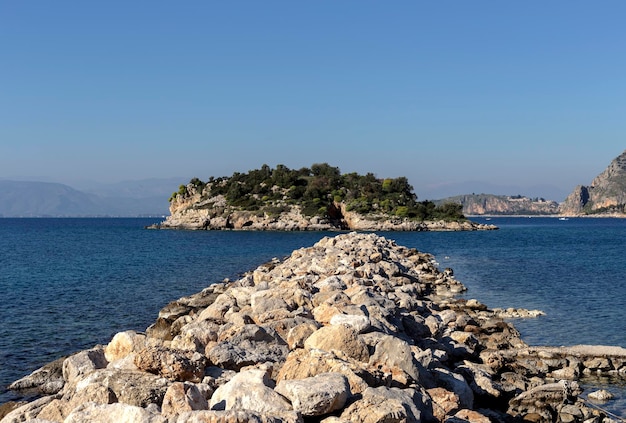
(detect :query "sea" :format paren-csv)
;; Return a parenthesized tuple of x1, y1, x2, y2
(1, 217, 625, 416)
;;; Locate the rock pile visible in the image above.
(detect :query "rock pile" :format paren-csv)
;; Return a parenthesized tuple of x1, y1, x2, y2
(3, 233, 625, 423)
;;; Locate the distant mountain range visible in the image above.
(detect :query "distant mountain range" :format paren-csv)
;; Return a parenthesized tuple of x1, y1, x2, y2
(2, 150, 625, 217)
(418, 181, 569, 204)
(434, 194, 560, 216)
(434, 150, 626, 216)
(0, 179, 177, 217)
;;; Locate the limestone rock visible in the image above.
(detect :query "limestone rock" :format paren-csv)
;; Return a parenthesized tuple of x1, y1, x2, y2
(275, 372, 349, 416)
(134, 346, 207, 382)
(431, 369, 474, 410)
(161, 382, 209, 417)
(368, 333, 424, 386)
(456, 362, 501, 399)
(250, 289, 292, 316)
(172, 320, 220, 353)
(62, 346, 108, 386)
(453, 409, 491, 423)
(197, 293, 239, 322)
(340, 386, 429, 423)
(206, 324, 289, 371)
(508, 381, 582, 420)
(105, 330, 147, 362)
(37, 383, 116, 422)
(209, 368, 292, 414)
(427, 387, 461, 421)
(7, 356, 66, 396)
(286, 321, 320, 349)
(304, 325, 369, 363)
(64, 402, 167, 423)
(170, 409, 303, 423)
(0, 395, 59, 423)
(587, 389, 614, 402)
(68, 368, 170, 408)
(276, 349, 369, 395)
(329, 314, 371, 334)
(340, 395, 407, 423)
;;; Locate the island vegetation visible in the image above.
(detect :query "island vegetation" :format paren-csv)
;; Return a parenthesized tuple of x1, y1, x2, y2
(170, 163, 465, 222)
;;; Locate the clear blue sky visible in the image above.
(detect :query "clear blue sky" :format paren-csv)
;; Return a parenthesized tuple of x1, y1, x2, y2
(1, 2, 625, 200)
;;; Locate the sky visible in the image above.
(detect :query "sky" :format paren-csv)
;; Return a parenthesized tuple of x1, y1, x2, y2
(1, 2, 625, 201)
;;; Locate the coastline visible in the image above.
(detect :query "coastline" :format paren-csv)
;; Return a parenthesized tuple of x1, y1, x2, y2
(467, 214, 626, 219)
(2, 232, 624, 422)
(151, 208, 498, 232)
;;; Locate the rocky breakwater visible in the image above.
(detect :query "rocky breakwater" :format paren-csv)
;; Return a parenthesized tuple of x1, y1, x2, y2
(3, 233, 625, 423)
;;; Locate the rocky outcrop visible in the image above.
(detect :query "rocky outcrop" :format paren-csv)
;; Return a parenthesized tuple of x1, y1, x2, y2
(4, 233, 624, 423)
(435, 194, 560, 216)
(152, 202, 496, 231)
(150, 183, 497, 231)
(560, 150, 626, 216)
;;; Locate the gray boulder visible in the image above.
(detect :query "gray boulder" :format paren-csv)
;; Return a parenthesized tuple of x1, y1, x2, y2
(62, 346, 108, 386)
(134, 346, 207, 382)
(66, 368, 170, 408)
(170, 409, 303, 423)
(206, 324, 289, 370)
(275, 372, 349, 416)
(431, 368, 474, 409)
(304, 325, 369, 363)
(209, 368, 292, 414)
(64, 402, 167, 423)
(8, 356, 66, 395)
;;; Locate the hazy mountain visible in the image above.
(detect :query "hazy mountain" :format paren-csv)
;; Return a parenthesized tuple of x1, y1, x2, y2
(0, 181, 103, 217)
(0, 180, 173, 217)
(72, 177, 185, 199)
(418, 181, 568, 203)
(434, 194, 560, 216)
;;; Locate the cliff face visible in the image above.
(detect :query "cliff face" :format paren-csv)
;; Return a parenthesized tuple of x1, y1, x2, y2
(435, 194, 559, 216)
(559, 150, 626, 216)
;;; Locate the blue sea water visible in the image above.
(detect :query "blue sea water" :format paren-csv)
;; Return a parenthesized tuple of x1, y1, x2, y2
(1, 217, 625, 414)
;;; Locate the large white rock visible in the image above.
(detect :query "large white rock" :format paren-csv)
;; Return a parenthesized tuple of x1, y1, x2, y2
(275, 372, 349, 416)
(105, 330, 147, 362)
(64, 402, 167, 423)
(329, 314, 371, 334)
(304, 325, 369, 363)
(209, 368, 292, 414)
(62, 347, 108, 386)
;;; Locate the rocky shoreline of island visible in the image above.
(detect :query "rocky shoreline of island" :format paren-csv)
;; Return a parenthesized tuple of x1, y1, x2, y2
(2, 232, 625, 423)
(149, 206, 498, 232)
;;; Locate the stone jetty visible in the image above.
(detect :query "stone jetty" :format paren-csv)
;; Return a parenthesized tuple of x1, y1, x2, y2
(2, 233, 626, 423)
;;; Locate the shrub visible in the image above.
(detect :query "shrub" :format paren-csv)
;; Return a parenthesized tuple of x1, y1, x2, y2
(395, 206, 409, 217)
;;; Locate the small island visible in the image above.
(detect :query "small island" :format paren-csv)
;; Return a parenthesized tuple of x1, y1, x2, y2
(150, 163, 496, 231)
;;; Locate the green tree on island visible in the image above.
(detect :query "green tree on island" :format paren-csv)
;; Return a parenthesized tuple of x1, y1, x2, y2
(171, 163, 465, 221)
